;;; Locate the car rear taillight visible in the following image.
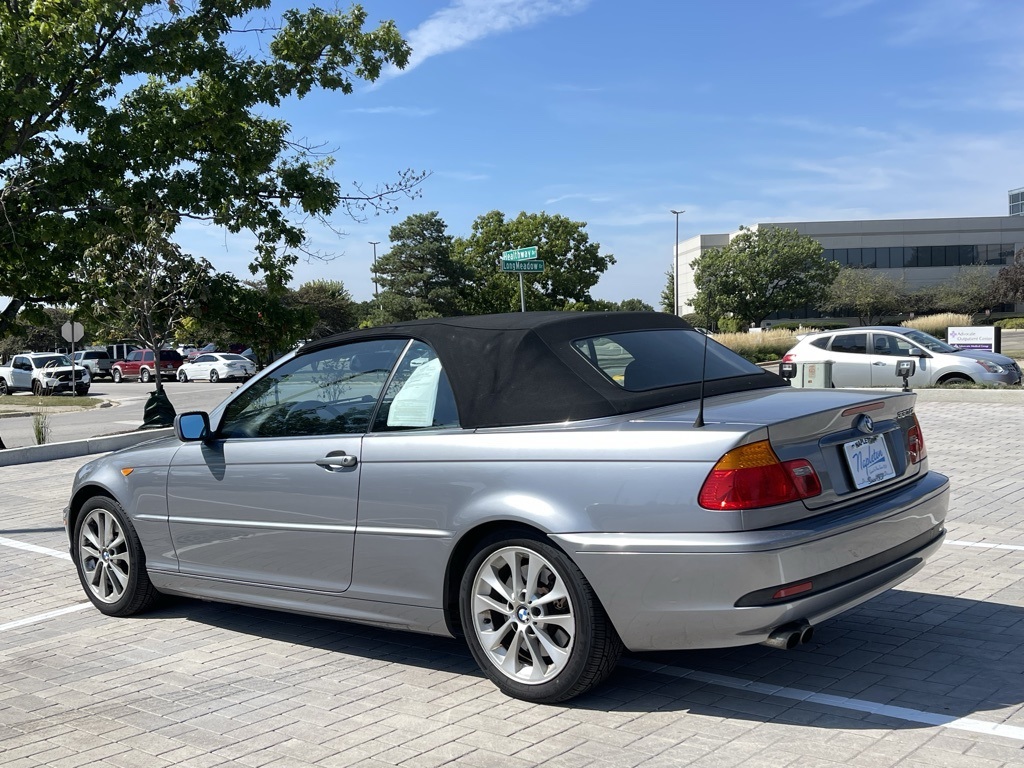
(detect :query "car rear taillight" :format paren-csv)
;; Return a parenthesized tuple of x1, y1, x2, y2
(699, 440, 822, 510)
(782, 353, 796, 362)
(907, 414, 926, 464)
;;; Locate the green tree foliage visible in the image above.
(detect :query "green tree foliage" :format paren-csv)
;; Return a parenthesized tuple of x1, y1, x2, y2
(454, 211, 615, 314)
(933, 266, 998, 315)
(660, 268, 675, 313)
(0, 0, 425, 337)
(817, 267, 908, 325)
(995, 247, 1024, 305)
(187, 277, 314, 366)
(690, 226, 839, 327)
(0, 307, 82, 360)
(367, 212, 469, 324)
(294, 280, 358, 339)
(82, 210, 211, 392)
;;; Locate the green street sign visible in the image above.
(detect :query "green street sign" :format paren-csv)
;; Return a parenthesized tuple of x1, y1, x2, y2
(502, 259, 545, 273)
(502, 246, 538, 262)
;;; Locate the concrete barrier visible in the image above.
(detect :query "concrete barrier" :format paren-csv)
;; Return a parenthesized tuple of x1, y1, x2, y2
(0, 428, 175, 467)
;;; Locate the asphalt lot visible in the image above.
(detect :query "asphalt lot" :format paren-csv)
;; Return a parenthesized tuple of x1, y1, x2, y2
(1, 398, 1023, 766)
(0, 381, 236, 449)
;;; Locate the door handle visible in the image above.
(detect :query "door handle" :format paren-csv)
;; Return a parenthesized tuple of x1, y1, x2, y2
(315, 450, 358, 470)
(872, 361, 886, 366)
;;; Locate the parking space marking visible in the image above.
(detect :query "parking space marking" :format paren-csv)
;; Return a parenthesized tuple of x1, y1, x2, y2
(624, 660, 1024, 742)
(0, 603, 91, 632)
(947, 539, 1024, 552)
(0, 535, 70, 560)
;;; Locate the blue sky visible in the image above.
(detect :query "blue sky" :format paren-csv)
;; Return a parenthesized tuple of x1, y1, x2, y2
(177, 0, 1024, 308)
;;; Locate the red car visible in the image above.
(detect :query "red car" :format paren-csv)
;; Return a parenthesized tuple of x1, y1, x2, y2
(111, 349, 184, 383)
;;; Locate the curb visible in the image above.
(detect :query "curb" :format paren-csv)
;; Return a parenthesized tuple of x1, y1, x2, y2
(0, 428, 175, 467)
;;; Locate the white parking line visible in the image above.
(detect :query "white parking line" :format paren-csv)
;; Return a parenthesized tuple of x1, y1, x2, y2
(947, 539, 1024, 552)
(623, 660, 1024, 742)
(0, 535, 70, 561)
(0, 603, 92, 632)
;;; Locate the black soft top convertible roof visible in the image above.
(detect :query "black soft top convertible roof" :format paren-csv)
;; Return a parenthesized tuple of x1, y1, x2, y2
(299, 312, 784, 429)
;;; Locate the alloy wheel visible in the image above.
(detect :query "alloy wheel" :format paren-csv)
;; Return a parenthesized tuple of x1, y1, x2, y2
(469, 545, 576, 685)
(77, 507, 131, 604)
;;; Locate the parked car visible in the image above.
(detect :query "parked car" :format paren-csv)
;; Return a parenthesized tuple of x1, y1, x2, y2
(72, 349, 113, 379)
(177, 353, 256, 383)
(783, 326, 1023, 388)
(64, 312, 949, 703)
(110, 348, 184, 383)
(187, 342, 217, 361)
(0, 352, 90, 396)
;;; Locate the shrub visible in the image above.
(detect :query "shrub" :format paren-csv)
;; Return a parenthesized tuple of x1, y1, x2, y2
(32, 412, 51, 445)
(713, 327, 807, 363)
(768, 321, 848, 331)
(995, 317, 1024, 329)
(717, 316, 745, 333)
(900, 313, 972, 339)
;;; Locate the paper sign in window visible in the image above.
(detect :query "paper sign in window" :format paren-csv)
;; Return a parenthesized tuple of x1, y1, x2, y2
(387, 358, 441, 427)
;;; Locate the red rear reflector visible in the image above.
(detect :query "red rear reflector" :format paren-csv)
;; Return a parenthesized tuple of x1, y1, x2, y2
(773, 582, 813, 599)
(782, 353, 795, 362)
(841, 402, 885, 417)
(699, 440, 822, 510)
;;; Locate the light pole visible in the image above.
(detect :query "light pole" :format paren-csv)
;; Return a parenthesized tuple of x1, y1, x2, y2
(369, 241, 380, 298)
(670, 210, 685, 317)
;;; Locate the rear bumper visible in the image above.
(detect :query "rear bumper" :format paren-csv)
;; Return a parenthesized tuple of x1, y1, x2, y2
(551, 470, 949, 651)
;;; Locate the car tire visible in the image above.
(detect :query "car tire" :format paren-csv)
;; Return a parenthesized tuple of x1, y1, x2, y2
(72, 496, 161, 616)
(76, 386, 90, 396)
(459, 531, 623, 703)
(140, 368, 151, 383)
(939, 374, 972, 386)
(112, 368, 122, 383)
(209, 369, 220, 383)
(178, 370, 188, 383)
(0, 378, 7, 396)
(32, 380, 43, 396)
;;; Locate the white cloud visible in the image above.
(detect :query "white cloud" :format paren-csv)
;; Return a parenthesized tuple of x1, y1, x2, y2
(388, 0, 591, 77)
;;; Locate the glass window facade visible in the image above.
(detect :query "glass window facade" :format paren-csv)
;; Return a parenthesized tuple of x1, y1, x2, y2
(823, 243, 1017, 267)
(1010, 189, 1023, 216)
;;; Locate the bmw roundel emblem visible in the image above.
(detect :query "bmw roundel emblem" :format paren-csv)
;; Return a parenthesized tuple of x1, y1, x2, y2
(855, 414, 874, 434)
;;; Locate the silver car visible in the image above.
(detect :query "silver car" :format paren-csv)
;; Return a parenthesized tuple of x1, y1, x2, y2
(65, 312, 949, 703)
(784, 326, 1022, 388)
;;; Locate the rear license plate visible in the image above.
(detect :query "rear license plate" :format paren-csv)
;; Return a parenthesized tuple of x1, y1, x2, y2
(844, 434, 896, 489)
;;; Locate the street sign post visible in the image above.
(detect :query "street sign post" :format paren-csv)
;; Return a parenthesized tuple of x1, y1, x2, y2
(500, 246, 543, 311)
(61, 321, 85, 398)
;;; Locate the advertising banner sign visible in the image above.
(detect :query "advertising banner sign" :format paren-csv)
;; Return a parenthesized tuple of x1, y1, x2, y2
(947, 326, 999, 352)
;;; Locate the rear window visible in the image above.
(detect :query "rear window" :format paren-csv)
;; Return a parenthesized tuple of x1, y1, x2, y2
(159, 350, 183, 362)
(572, 329, 764, 392)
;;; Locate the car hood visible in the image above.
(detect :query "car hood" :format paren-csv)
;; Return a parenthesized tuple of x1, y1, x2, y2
(38, 365, 82, 376)
(952, 349, 1018, 366)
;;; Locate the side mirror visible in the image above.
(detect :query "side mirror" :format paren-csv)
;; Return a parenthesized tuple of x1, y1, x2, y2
(908, 348, 924, 357)
(175, 411, 211, 442)
(778, 362, 797, 380)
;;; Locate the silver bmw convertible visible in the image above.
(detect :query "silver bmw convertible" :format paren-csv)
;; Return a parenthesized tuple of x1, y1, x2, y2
(65, 312, 949, 703)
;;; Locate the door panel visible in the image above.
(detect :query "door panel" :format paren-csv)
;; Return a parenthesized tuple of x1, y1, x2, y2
(167, 436, 361, 592)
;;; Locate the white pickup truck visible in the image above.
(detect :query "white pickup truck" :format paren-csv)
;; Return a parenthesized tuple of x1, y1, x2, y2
(0, 352, 91, 396)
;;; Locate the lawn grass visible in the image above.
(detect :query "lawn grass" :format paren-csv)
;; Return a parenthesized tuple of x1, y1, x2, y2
(0, 395, 104, 408)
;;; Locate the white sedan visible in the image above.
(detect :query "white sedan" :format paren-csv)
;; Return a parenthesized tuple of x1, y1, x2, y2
(176, 353, 255, 383)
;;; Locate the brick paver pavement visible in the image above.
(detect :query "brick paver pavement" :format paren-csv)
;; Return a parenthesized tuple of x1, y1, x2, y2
(1, 397, 1022, 767)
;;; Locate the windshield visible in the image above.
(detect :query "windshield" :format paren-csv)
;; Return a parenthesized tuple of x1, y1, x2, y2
(32, 355, 71, 368)
(572, 329, 764, 391)
(902, 329, 957, 353)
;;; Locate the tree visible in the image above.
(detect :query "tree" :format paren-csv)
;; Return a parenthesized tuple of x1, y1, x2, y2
(660, 268, 675, 313)
(83, 210, 211, 394)
(367, 212, 469, 324)
(995, 247, 1024, 306)
(0, 1, 426, 337)
(932, 266, 998, 315)
(617, 298, 655, 312)
(294, 280, 358, 339)
(690, 226, 839, 327)
(454, 211, 615, 314)
(187, 277, 314, 366)
(817, 267, 908, 325)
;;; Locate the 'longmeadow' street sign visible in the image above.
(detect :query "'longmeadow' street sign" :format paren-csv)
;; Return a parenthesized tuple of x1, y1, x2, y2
(501, 259, 545, 273)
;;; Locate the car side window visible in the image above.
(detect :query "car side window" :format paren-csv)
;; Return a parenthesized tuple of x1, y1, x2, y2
(372, 341, 460, 432)
(871, 335, 895, 355)
(218, 339, 406, 439)
(829, 333, 867, 355)
(194, 355, 214, 363)
(809, 336, 830, 350)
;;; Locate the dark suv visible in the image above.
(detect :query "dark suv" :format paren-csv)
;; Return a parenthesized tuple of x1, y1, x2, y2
(111, 349, 184, 383)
